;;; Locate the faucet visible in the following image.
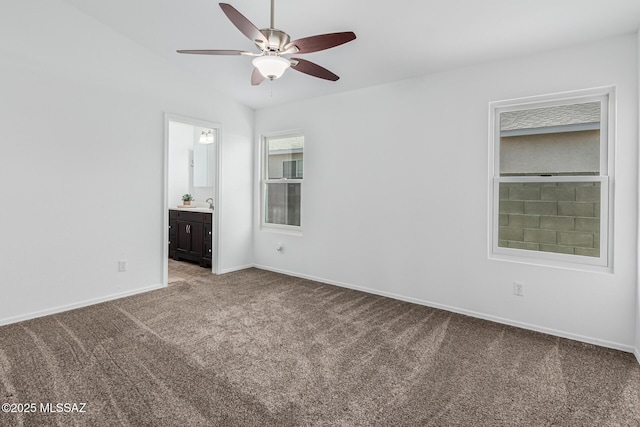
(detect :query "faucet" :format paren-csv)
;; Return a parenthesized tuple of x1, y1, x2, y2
(205, 198, 214, 210)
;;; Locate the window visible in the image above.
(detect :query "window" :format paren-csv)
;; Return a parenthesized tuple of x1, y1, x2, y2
(283, 159, 303, 179)
(262, 133, 304, 229)
(489, 87, 614, 269)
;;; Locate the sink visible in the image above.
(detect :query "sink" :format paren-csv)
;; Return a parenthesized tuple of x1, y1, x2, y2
(175, 206, 213, 213)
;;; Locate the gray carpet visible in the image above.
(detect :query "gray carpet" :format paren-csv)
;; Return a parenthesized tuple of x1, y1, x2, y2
(1, 262, 639, 426)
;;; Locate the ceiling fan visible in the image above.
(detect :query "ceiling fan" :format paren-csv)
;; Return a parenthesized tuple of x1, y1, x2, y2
(177, 1, 356, 85)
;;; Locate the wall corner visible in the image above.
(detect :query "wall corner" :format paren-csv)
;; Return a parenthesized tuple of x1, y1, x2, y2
(635, 29, 640, 364)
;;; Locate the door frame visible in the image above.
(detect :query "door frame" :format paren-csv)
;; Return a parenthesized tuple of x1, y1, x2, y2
(163, 113, 222, 284)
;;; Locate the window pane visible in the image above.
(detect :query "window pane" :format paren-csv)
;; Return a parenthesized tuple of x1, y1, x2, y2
(282, 160, 303, 179)
(267, 135, 304, 179)
(500, 102, 600, 176)
(265, 182, 301, 226)
(498, 181, 600, 257)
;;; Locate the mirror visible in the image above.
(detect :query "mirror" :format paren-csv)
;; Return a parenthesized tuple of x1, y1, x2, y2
(193, 128, 215, 187)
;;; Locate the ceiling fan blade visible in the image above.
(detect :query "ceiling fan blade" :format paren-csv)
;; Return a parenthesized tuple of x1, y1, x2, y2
(251, 67, 265, 86)
(219, 3, 269, 46)
(284, 32, 356, 54)
(177, 49, 255, 56)
(290, 58, 339, 81)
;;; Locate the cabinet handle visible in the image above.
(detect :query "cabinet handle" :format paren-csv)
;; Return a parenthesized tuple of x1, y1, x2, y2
(209, 249, 212, 253)
(169, 225, 171, 229)
(208, 231, 212, 235)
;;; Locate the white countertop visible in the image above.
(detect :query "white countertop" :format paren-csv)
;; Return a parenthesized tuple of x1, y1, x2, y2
(172, 206, 213, 213)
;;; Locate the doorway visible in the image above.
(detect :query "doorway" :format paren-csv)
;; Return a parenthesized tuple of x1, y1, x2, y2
(163, 113, 221, 285)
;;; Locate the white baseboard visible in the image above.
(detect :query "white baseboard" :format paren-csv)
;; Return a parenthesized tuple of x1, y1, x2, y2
(0, 283, 166, 327)
(218, 264, 255, 274)
(634, 348, 640, 365)
(254, 264, 635, 354)
(6, 264, 633, 360)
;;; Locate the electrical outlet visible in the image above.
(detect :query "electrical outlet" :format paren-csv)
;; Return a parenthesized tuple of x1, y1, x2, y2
(513, 281, 524, 296)
(118, 260, 127, 272)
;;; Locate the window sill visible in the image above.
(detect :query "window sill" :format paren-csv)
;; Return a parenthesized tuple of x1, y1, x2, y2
(489, 249, 612, 274)
(260, 225, 303, 236)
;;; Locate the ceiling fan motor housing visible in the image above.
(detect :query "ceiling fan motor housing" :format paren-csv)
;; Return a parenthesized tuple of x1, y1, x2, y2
(259, 29, 292, 52)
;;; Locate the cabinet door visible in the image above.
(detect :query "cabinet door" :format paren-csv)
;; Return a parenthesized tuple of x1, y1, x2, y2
(175, 216, 205, 263)
(176, 221, 192, 254)
(169, 210, 178, 258)
(188, 222, 203, 257)
(204, 221, 212, 257)
(169, 219, 177, 257)
(204, 222, 212, 244)
(176, 220, 203, 258)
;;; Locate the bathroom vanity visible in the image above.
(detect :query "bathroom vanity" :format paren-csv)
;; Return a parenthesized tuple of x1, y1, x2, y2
(169, 208, 213, 268)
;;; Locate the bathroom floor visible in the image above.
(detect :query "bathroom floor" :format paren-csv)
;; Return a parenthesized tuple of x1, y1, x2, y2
(168, 259, 212, 284)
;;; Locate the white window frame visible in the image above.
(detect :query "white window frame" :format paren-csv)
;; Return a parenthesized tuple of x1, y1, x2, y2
(488, 86, 615, 271)
(261, 131, 304, 233)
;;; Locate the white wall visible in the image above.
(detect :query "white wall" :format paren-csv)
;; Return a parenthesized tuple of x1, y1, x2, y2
(254, 34, 639, 351)
(636, 30, 640, 362)
(0, 0, 254, 324)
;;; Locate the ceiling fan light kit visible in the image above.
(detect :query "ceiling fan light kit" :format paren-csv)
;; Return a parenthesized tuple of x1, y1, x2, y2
(177, 1, 356, 85)
(252, 55, 290, 80)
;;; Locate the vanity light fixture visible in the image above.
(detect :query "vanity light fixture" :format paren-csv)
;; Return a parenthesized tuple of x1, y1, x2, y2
(199, 130, 215, 144)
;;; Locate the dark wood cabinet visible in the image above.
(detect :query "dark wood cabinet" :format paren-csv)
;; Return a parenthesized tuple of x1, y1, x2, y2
(169, 210, 177, 258)
(203, 221, 213, 266)
(177, 219, 203, 259)
(169, 210, 212, 268)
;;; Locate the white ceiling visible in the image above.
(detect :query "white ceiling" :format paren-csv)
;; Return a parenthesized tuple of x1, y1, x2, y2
(60, 0, 640, 110)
